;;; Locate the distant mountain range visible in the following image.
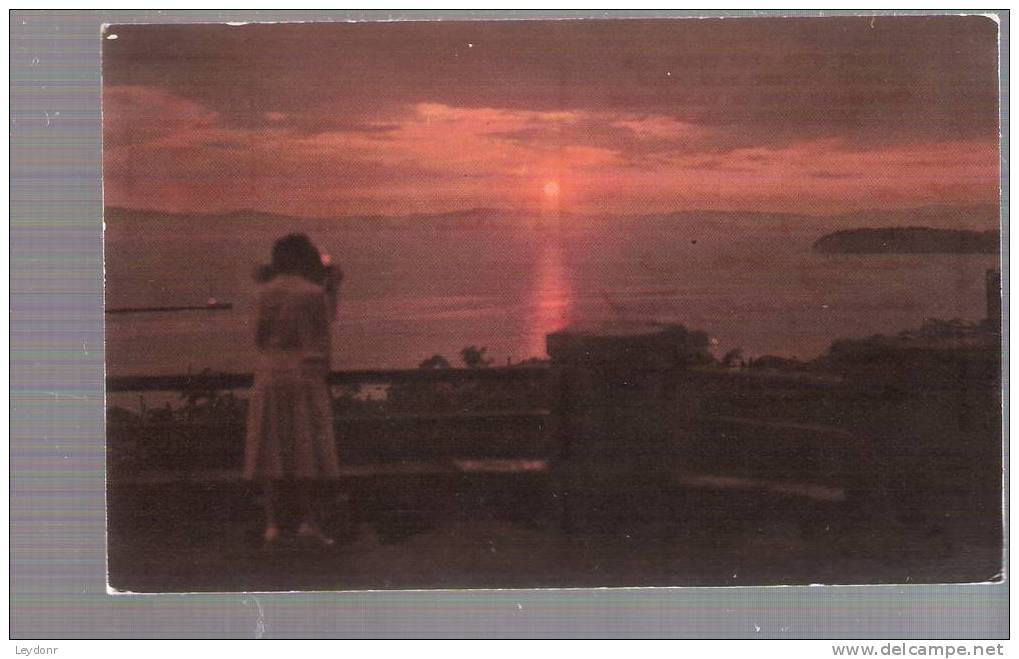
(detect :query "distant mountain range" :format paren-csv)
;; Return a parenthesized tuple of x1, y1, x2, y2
(104, 203, 1001, 234)
(824, 204, 1000, 231)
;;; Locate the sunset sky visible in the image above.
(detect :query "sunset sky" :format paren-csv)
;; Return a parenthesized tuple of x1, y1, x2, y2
(102, 16, 1000, 217)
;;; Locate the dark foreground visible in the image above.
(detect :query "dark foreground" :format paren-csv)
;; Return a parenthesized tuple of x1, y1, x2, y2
(108, 326, 1003, 592)
(108, 470, 1001, 592)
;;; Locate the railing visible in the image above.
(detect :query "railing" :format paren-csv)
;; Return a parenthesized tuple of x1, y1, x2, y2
(107, 366, 555, 478)
(107, 364, 866, 498)
(107, 365, 551, 392)
(104, 347, 1004, 534)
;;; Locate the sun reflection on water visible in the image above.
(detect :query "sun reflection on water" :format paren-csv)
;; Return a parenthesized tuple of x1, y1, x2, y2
(525, 229, 572, 359)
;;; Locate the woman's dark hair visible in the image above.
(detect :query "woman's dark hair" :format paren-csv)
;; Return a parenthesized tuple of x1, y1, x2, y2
(255, 233, 325, 284)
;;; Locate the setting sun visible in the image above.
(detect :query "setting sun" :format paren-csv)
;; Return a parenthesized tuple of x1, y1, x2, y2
(543, 181, 561, 198)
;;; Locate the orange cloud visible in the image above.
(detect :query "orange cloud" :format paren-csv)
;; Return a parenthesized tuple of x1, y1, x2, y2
(103, 86, 999, 217)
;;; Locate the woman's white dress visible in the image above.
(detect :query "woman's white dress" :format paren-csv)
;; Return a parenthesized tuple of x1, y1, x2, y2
(244, 274, 340, 480)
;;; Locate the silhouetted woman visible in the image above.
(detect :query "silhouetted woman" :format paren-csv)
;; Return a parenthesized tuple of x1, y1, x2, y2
(245, 233, 341, 548)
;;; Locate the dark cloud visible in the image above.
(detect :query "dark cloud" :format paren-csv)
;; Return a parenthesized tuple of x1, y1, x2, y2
(101, 16, 1000, 215)
(103, 16, 999, 148)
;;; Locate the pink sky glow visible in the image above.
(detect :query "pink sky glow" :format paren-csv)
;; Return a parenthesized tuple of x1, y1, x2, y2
(103, 17, 1000, 218)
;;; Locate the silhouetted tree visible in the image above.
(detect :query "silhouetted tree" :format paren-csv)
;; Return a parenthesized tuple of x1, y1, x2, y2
(460, 346, 493, 368)
(722, 348, 744, 368)
(418, 354, 451, 370)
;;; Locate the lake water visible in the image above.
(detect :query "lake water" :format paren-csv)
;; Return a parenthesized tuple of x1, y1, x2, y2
(105, 213, 999, 377)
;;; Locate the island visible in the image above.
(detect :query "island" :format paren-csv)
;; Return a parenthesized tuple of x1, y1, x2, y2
(813, 227, 999, 254)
